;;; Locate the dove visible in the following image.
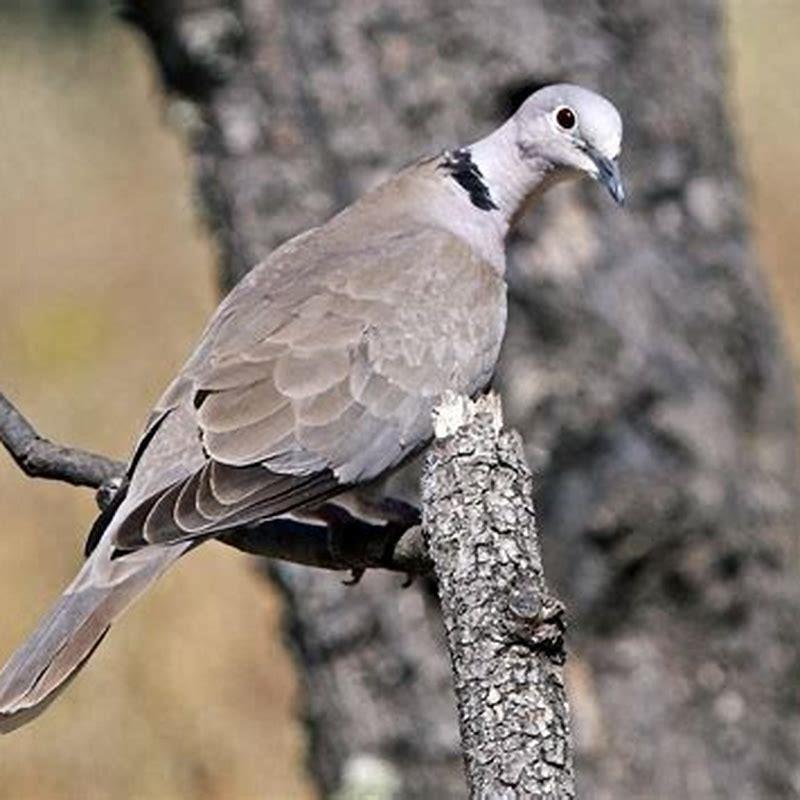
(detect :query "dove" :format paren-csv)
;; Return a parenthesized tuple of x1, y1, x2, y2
(0, 83, 623, 732)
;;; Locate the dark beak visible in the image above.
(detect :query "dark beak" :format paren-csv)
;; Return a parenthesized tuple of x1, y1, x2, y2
(591, 152, 625, 206)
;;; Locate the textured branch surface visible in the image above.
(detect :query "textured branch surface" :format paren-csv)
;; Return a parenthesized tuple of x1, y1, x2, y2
(425, 394, 574, 799)
(0, 392, 124, 489)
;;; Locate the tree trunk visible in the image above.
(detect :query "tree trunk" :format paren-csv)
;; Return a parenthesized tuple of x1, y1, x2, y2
(127, 1, 800, 798)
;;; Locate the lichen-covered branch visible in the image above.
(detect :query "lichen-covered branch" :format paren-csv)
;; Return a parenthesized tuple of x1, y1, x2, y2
(424, 393, 574, 799)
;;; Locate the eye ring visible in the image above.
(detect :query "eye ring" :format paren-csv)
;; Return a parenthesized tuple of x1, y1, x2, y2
(555, 106, 577, 130)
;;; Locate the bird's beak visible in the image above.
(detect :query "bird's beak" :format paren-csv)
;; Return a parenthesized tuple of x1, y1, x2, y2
(589, 151, 625, 206)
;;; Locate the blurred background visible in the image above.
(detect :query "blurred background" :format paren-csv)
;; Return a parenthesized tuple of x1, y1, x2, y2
(0, 2, 797, 798)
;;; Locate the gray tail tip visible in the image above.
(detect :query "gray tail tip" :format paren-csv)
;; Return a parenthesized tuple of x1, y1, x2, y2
(0, 701, 55, 734)
(0, 626, 110, 735)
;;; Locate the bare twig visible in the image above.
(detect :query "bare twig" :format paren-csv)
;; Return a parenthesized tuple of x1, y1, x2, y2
(0, 392, 125, 489)
(424, 393, 575, 798)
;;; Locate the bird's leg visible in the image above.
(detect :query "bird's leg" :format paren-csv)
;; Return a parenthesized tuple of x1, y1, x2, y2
(347, 495, 424, 587)
(365, 496, 422, 530)
(310, 494, 422, 585)
(346, 494, 426, 586)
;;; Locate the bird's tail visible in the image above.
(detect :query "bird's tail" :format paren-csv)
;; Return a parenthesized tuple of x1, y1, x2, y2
(0, 539, 190, 733)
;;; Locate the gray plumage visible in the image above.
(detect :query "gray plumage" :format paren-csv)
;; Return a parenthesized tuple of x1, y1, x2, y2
(0, 84, 624, 732)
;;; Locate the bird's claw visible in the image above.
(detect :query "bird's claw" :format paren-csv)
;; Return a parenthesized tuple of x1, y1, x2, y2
(342, 567, 365, 586)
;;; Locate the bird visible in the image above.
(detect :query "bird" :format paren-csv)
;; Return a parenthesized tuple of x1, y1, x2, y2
(0, 83, 623, 732)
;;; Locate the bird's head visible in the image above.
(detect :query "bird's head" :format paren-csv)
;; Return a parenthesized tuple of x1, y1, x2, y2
(513, 84, 625, 205)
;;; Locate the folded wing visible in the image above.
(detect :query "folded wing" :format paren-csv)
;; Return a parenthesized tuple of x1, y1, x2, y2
(112, 221, 496, 551)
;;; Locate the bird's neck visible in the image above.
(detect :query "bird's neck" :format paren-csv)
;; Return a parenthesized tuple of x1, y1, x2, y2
(413, 120, 557, 273)
(467, 119, 554, 230)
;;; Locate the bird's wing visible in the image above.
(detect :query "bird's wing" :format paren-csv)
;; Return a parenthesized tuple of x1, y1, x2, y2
(111, 214, 506, 551)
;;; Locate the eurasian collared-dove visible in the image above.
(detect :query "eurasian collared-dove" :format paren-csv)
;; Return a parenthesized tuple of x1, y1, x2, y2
(0, 84, 623, 732)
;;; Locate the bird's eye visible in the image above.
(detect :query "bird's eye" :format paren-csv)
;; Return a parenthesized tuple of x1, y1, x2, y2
(555, 106, 577, 130)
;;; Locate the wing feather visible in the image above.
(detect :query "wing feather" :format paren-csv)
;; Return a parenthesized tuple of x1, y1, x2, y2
(273, 349, 350, 399)
(204, 403, 295, 465)
(197, 376, 286, 432)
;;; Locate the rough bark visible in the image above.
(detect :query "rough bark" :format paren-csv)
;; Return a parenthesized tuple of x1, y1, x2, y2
(425, 393, 574, 799)
(126, 1, 800, 798)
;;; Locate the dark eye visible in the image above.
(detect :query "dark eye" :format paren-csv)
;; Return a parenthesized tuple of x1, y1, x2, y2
(556, 106, 576, 130)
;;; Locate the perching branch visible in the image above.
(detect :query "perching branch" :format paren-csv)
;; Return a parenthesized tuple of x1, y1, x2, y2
(218, 521, 430, 576)
(0, 390, 430, 575)
(424, 393, 574, 798)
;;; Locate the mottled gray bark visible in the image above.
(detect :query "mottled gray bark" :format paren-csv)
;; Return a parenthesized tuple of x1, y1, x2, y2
(425, 393, 574, 799)
(127, 1, 800, 798)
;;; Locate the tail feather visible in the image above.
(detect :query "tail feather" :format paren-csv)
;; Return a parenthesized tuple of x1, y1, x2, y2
(0, 541, 189, 733)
